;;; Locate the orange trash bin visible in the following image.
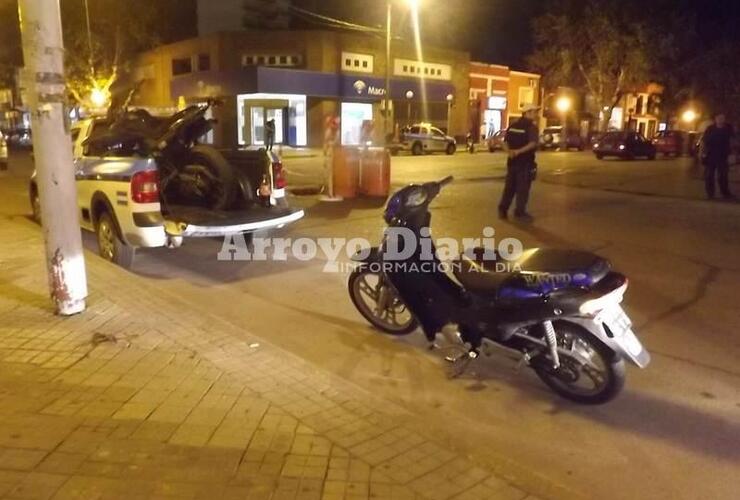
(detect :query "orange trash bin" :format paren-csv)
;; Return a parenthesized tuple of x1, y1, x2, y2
(359, 147, 391, 197)
(332, 146, 360, 198)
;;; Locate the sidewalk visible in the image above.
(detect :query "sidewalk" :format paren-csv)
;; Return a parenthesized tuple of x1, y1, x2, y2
(0, 217, 554, 499)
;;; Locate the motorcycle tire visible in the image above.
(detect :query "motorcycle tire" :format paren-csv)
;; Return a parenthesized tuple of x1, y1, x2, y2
(186, 145, 237, 211)
(348, 267, 419, 335)
(533, 321, 626, 405)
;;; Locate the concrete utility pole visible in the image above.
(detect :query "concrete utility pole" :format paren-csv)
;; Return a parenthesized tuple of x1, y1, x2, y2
(384, 0, 391, 142)
(19, 0, 87, 315)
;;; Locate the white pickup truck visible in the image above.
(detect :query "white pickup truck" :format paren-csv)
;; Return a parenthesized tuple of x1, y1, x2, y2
(29, 110, 304, 269)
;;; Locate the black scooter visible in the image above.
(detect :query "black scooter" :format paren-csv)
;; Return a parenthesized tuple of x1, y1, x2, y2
(348, 176, 650, 404)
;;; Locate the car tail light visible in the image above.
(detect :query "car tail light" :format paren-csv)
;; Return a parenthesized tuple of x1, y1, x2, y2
(273, 160, 286, 189)
(131, 170, 159, 204)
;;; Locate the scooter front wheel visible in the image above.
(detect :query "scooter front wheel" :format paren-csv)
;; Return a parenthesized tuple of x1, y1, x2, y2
(348, 268, 418, 335)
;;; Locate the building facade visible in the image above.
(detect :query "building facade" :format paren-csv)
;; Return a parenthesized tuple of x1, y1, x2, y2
(131, 30, 470, 148)
(468, 62, 541, 140)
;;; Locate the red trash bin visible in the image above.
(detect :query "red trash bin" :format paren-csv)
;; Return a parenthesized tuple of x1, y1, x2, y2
(359, 147, 391, 197)
(332, 146, 360, 198)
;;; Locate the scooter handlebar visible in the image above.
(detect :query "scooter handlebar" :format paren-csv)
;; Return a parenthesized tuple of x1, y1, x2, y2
(439, 175, 454, 187)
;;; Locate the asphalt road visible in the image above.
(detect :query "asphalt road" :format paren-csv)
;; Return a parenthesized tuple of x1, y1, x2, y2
(3, 150, 740, 499)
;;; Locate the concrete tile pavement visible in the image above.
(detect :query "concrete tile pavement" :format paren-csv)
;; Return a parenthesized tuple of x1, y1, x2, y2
(0, 215, 559, 500)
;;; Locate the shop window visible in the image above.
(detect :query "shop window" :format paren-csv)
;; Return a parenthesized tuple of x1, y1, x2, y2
(268, 56, 276, 65)
(244, 56, 254, 66)
(257, 56, 265, 65)
(341, 51, 374, 73)
(197, 54, 210, 72)
(172, 57, 192, 76)
(394, 58, 451, 80)
(279, 55, 287, 64)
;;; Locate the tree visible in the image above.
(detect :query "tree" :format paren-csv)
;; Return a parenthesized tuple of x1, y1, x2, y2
(528, 0, 652, 130)
(59, 0, 196, 106)
(0, 0, 196, 106)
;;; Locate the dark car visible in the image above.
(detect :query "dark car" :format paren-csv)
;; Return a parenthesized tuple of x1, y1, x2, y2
(486, 129, 507, 152)
(540, 126, 585, 151)
(593, 131, 656, 160)
(652, 130, 686, 157)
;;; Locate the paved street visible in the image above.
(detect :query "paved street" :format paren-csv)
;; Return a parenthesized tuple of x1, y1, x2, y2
(1, 150, 739, 499)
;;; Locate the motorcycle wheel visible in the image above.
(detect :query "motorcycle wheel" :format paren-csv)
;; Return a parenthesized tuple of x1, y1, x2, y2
(533, 322, 625, 405)
(348, 267, 418, 335)
(182, 145, 237, 211)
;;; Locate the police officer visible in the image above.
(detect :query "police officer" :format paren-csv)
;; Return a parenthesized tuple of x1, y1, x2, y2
(499, 104, 540, 221)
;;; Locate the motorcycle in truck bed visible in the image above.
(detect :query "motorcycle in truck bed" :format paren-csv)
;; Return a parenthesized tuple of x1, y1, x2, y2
(29, 101, 304, 268)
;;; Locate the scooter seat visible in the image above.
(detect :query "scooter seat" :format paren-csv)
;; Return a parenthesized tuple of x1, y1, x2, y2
(453, 248, 610, 300)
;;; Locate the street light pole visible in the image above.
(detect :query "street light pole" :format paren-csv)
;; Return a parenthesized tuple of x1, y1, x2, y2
(385, 0, 392, 143)
(19, 0, 88, 315)
(446, 94, 454, 135)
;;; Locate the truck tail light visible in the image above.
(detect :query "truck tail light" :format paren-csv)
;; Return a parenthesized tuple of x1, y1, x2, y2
(273, 160, 286, 189)
(131, 170, 159, 204)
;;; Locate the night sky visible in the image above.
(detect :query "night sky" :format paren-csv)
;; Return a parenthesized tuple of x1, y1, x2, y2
(294, 0, 740, 69)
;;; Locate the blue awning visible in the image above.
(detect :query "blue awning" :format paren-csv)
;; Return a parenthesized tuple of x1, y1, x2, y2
(170, 67, 456, 102)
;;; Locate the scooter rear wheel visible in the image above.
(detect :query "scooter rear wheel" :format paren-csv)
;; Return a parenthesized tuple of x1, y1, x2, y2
(533, 322, 625, 405)
(348, 267, 418, 335)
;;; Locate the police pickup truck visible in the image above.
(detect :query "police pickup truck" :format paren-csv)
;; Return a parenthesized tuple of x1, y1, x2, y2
(388, 123, 457, 156)
(29, 114, 304, 269)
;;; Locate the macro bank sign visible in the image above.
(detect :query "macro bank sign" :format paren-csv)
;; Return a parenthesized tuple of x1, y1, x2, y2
(351, 79, 386, 98)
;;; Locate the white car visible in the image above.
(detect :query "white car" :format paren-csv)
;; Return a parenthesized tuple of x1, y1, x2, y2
(29, 115, 303, 268)
(391, 123, 457, 156)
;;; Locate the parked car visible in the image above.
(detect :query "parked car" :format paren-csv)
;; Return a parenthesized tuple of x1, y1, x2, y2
(486, 129, 507, 152)
(4, 128, 32, 148)
(652, 130, 686, 156)
(593, 131, 656, 160)
(540, 126, 585, 151)
(0, 132, 7, 170)
(389, 123, 456, 155)
(29, 105, 304, 269)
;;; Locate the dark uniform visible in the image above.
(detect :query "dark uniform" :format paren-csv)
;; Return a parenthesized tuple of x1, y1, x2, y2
(702, 123, 735, 198)
(499, 117, 539, 216)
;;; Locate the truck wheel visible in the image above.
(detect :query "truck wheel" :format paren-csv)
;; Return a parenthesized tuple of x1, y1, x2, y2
(184, 145, 237, 211)
(411, 142, 423, 156)
(96, 211, 135, 269)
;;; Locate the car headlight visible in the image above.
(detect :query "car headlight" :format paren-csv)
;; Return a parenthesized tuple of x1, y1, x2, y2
(618, 144, 626, 150)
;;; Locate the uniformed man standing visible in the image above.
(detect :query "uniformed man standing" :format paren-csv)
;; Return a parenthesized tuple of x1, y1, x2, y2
(499, 104, 540, 221)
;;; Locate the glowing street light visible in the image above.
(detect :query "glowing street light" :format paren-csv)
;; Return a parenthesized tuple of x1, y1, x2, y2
(681, 109, 697, 123)
(556, 96, 572, 113)
(386, 0, 423, 138)
(89, 86, 109, 108)
(446, 93, 454, 134)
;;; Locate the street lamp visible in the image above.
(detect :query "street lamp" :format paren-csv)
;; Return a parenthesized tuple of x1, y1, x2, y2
(555, 96, 572, 113)
(385, 0, 422, 140)
(682, 109, 697, 130)
(89, 86, 109, 108)
(405, 90, 414, 124)
(446, 93, 454, 135)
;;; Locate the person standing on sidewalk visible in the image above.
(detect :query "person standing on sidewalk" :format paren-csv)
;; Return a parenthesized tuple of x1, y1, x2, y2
(499, 104, 540, 221)
(701, 112, 735, 200)
(264, 119, 276, 151)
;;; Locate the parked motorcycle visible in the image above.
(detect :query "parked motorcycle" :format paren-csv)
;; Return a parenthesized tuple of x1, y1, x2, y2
(348, 176, 650, 404)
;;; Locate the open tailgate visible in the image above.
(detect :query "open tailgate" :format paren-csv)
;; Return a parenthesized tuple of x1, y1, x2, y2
(163, 205, 304, 237)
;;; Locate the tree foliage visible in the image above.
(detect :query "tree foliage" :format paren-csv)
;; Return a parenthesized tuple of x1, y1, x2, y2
(528, 0, 653, 129)
(0, 0, 195, 103)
